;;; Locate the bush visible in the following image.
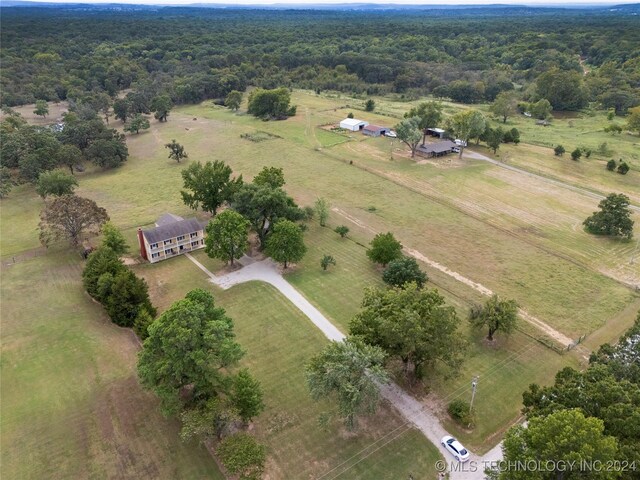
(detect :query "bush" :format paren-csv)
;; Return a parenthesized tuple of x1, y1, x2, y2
(617, 161, 630, 175)
(571, 148, 582, 161)
(554, 145, 565, 156)
(365, 99, 375, 112)
(366, 232, 403, 266)
(347, 112, 354, 119)
(606, 159, 617, 171)
(448, 399, 475, 427)
(320, 254, 336, 271)
(382, 256, 427, 288)
(217, 433, 266, 480)
(334, 225, 349, 238)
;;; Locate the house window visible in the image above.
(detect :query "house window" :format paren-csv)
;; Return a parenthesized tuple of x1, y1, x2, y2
(177, 235, 185, 241)
(150, 243, 158, 249)
(201, 240, 204, 245)
(151, 252, 160, 259)
(191, 241, 198, 247)
(190, 232, 198, 238)
(164, 239, 172, 245)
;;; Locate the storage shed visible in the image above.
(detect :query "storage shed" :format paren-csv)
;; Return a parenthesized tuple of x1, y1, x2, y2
(426, 128, 446, 138)
(340, 118, 369, 131)
(362, 125, 388, 137)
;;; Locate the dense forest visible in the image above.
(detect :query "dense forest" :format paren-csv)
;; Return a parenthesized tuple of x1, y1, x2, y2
(1, 6, 639, 111)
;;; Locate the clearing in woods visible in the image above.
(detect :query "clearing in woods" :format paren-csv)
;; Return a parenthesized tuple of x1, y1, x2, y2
(2, 91, 639, 474)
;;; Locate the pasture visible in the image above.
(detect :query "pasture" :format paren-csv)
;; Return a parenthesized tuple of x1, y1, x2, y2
(2, 90, 639, 475)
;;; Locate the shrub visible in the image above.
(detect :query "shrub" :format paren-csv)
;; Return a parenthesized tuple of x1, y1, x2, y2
(606, 159, 617, 171)
(347, 112, 354, 119)
(366, 232, 403, 266)
(554, 145, 565, 156)
(617, 162, 630, 175)
(320, 254, 336, 271)
(217, 433, 266, 480)
(448, 399, 475, 427)
(365, 99, 375, 112)
(334, 225, 349, 238)
(382, 256, 428, 288)
(571, 148, 582, 161)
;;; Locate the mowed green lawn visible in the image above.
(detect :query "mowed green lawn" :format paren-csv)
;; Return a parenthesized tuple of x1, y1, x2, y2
(134, 255, 442, 479)
(285, 222, 579, 451)
(0, 252, 224, 480)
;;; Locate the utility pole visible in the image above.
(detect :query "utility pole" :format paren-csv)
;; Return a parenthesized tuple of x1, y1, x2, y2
(470, 376, 479, 411)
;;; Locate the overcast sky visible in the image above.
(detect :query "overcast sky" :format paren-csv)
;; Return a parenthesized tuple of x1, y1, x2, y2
(18, 0, 640, 5)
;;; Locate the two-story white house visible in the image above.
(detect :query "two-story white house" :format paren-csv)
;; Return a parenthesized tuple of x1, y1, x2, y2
(138, 214, 206, 263)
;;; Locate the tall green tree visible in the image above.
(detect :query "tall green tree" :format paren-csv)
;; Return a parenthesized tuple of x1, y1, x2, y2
(58, 144, 83, 175)
(181, 160, 243, 215)
(164, 139, 188, 163)
(448, 110, 486, 157)
(232, 183, 303, 248)
(33, 99, 48, 118)
(85, 133, 128, 169)
(225, 90, 243, 111)
(113, 98, 131, 123)
(382, 256, 427, 289)
(39, 194, 109, 247)
(367, 232, 403, 266)
(349, 283, 465, 379)
(0, 167, 15, 198)
(137, 289, 244, 415)
(124, 114, 150, 134)
(204, 209, 250, 265)
(101, 221, 129, 256)
(536, 68, 588, 111)
(253, 166, 285, 188)
(469, 295, 518, 341)
(104, 269, 156, 328)
(231, 369, 265, 424)
(314, 197, 330, 227)
(627, 106, 640, 135)
(247, 88, 296, 119)
(405, 101, 444, 144)
(264, 219, 306, 268)
(395, 116, 422, 158)
(151, 95, 173, 122)
(35, 170, 78, 198)
(305, 339, 388, 430)
(83, 246, 125, 299)
(498, 410, 618, 480)
(490, 91, 517, 123)
(583, 193, 634, 239)
(530, 98, 553, 120)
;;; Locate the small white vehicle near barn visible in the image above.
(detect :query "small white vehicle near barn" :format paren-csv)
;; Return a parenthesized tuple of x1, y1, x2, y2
(340, 118, 369, 131)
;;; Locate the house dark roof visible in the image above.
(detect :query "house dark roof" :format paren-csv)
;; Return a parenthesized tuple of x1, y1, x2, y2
(417, 140, 456, 154)
(156, 213, 184, 227)
(142, 217, 205, 244)
(363, 125, 387, 133)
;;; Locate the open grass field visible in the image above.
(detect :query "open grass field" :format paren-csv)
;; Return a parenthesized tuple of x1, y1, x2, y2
(0, 252, 224, 480)
(2, 90, 639, 474)
(133, 255, 443, 479)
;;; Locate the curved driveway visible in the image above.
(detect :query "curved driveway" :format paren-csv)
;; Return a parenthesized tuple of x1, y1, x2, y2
(187, 253, 501, 479)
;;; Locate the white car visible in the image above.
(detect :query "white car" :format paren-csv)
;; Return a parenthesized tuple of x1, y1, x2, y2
(384, 130, 397, 138)
(454, 139, 467, 147)
(441, 435, 470, 462)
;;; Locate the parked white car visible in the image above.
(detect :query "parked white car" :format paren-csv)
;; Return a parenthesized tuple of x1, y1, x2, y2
(452, 147, 460, 153)
(385, 130, 397, 138)
(524, 112, 532, 117)
(454, 139, 467, 147)
(441, 435, 470, 462)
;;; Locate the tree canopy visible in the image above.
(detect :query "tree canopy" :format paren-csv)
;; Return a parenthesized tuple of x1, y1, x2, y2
(137, 289, 244, 415)
(181, 160, 243, 215)
(367, 232, 403, 266)
(349, 283, 465, 379)
(39, 194, 109, 247)
(205, 209, 250, 265)
(583, 193, 634, 239)
(305, 338, 388, 430)
(264, 219, 307, 268)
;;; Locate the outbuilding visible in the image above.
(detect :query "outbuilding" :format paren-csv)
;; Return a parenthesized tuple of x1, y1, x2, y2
(426, 127, 446, 138)
(362, 125, 388, 137)
(416, 140, 456, 158)
(340, 118, 369, 131)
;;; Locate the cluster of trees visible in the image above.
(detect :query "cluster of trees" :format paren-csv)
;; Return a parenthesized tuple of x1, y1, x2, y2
(492, 311, 640, 479)
(0, 107, 128, 196)
(137, 289, 266, 478)
(247, 88, 296, 120)
(83, 242, 157, 332)
(2, 7, 637, 113)
(181, 163, 308, 268)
